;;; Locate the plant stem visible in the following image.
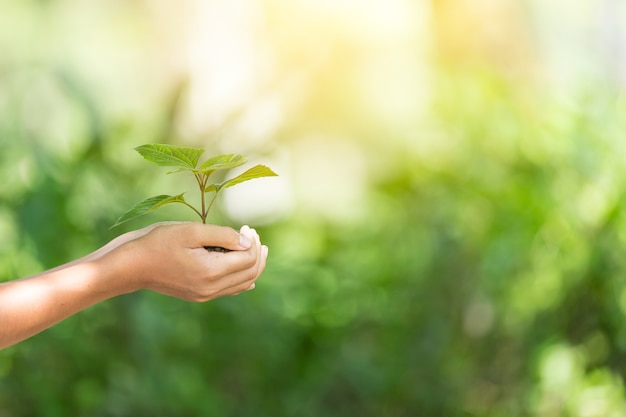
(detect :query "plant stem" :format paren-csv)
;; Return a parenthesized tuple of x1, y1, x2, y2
(200, 188, 207, 224)
(195, 173, 208, 223)
(205, 190, 221, 221)
(181, 200, 204, 220)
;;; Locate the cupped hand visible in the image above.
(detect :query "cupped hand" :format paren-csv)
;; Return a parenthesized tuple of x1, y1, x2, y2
(99, 222, 268, 302)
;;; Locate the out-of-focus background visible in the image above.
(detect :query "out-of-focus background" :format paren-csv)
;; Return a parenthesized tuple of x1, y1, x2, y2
(2, 0, 626, 415)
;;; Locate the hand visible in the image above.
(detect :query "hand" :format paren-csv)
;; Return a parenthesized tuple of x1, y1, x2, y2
(99, 222, 268, 302)
(0, 222, 269, 349)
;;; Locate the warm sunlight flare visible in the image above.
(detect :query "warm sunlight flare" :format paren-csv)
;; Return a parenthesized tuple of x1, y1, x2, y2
(2, 0, 626, 415)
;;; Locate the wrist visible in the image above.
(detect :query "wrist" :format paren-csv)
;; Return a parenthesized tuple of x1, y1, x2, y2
(90, 242, 144, 297)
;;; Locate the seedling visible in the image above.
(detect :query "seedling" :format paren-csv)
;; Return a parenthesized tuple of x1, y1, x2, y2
(111, 144, 277, 229)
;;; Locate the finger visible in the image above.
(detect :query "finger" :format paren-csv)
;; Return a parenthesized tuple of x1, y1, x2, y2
(216, 242, 268, 296)
(232, 227, 266, 287)
(209, 270, 259, 299)
(254, 234, 266, 279)
(249, 227, 262, 278)
(250, 228, 269, 280)
(243, 245, 267, 290)
(208, 235, 261, 289)
(196, 239, 259, 278)
(257, 245, 268, 279)
(166, 246, 260, 302)
(240, 225, 253, 246)
(185, 223, 252, 251)
(195, 258, 260, 300)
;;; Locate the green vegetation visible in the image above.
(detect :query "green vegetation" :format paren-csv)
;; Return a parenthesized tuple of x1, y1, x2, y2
(1, 1, 626, 416)
(2, 70, 625, 417)
(112, 144, 277, 227)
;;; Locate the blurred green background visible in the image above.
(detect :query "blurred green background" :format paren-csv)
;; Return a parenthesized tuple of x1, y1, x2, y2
(2, 0, 626, 415)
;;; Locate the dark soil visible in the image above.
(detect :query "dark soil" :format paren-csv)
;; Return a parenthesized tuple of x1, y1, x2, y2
(204, 246, 231, 253)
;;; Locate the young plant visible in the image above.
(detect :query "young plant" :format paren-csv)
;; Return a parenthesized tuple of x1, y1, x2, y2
(111, 144, 277, 229)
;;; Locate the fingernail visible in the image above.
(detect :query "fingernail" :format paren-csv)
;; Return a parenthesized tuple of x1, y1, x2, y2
(249, 283, 256, 290)
(239, 233, 252, 248)
(262, 245, 268, 258)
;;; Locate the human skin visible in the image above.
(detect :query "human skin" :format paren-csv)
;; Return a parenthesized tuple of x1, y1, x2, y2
(0, 222, 268, 349)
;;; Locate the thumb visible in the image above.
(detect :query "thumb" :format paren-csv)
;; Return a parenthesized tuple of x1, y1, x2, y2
(190, 223, 252, 251)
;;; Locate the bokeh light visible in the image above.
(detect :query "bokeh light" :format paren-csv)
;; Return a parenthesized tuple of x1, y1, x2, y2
(2, 0, 626, 416)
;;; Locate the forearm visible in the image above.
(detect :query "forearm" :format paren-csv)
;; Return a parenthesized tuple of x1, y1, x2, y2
(0, 258, 131, 349)
(25, 230, 149, 278)
(0, 222, 266, 349)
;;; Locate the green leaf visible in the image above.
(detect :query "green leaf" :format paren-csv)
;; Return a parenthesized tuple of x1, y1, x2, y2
(208, 164, 278, 192)
(199, 154, 247, 175)
(135, 144, 204, 170)
(110, 194, 187, 228)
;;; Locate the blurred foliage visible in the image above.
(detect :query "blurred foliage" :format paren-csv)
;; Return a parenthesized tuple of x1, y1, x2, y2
(2, 0, 626, 416)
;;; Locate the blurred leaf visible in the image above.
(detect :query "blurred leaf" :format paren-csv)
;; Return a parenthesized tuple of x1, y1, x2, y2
(206, 165, 277, 193)
(199, 154, 247, 175)
(135, 144, 204, 170)
(111, 194, 186, 228)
